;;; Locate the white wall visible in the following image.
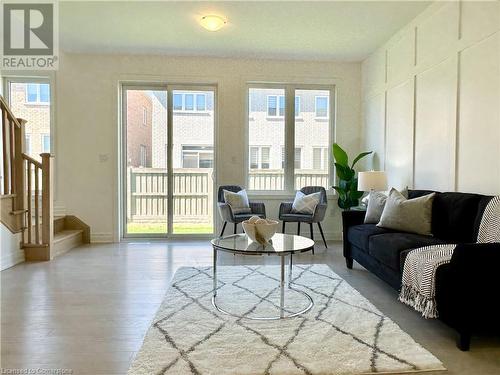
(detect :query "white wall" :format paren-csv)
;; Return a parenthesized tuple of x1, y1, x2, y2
(0, 225, 24, 270)
(55, 54, 362, 242)
(362, 1, 500, 195)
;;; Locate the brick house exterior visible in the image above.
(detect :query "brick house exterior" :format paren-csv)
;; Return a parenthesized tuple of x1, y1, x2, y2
(126, 90, 153, 167)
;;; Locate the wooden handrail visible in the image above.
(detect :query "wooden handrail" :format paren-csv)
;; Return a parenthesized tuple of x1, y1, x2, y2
(1, 94, 55, 257)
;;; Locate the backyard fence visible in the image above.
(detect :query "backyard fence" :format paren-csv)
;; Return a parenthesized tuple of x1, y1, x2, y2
(126, 168, 329, 223)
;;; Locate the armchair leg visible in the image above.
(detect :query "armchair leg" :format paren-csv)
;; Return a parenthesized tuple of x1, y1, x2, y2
(234, 223, 238, 234)
(457, 330, 471, 351)
(309, 223, 315, 255)
(282, 221, 285, 233)
(297, 222, 301, 235)
(346, 257, 353, 269)
(318, 222, 327, 248)
(220, 222, 227, 237)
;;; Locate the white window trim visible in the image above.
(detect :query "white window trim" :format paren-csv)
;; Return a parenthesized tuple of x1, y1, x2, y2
(181, 145, 214, 169)
(294, 96, 301, 118)
(41, 134, 50, 153)
(249, 146, 271, 169)
(294, 147, 302, 169)
(313, 146, 329, 170)
(315, 95, 329, 119)
(173, 93, 208, 113)
(247, 84, 335, 194)
(25, 83, 50, 105)
(139, 144, 147, 167)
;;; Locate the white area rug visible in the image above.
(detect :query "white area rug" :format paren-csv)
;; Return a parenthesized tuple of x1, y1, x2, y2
(129, 264, 445, 375)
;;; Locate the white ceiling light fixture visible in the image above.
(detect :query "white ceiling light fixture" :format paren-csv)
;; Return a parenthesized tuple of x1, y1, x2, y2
(200, 15, 227, 32)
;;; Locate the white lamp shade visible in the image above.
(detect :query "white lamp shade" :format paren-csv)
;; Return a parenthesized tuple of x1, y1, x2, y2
(358, 171, 388, 192)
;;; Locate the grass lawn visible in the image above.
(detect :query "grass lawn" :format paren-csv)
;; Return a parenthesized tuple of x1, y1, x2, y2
(127, 222, 213, 234)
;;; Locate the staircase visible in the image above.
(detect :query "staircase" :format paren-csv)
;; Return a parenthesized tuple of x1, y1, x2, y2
(1, 95, 90, 261)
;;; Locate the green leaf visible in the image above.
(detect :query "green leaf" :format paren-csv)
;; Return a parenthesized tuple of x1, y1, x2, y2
(334, 163, 351, 181)
(332, 143, 348, 167)
(351, 151, 373, 169)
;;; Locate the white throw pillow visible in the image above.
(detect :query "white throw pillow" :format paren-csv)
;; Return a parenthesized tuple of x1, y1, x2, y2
(364, 187, 409, 224)
(291, 191, 321, 214)
(223, 189, 251, 214)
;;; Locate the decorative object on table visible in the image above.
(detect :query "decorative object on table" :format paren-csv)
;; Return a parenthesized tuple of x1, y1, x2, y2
(342, 189, 499, 351)
(279, 186, 328, 250)
(128, 265, 445, 375)
(242, 216, 280, 244)
(332, 143, 372, 210)
(217, 185, 266, 237)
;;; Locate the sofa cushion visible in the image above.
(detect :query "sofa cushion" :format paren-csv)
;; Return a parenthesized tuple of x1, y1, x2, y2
(347, 224, 392, 252)
(409, 190, 485, 242)
(368, 233, 447, 271)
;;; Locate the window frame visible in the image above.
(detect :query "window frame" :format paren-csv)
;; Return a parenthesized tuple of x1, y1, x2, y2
(142, 106, 148, 126)
(312, 146, 329, 170)
(139, 144, 147, 167)
(181, 145, 214, 169)
(249, 145, 271, 170)
(41, 134, 50, 153)
(246, 83, 335, 194)
(266, 94, 285, 118)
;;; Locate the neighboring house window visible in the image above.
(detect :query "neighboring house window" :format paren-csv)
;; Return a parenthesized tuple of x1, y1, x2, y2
(281, 147, 302, 169)
(313, 147, 328, 170)
(182, 146, 214, 168)
(26, 83, 50, 104)
(295, 96, 301, 117)
(139, 145, 147, 167)
(250, 146, 270, 169)
(267, 95, 285, 117)
(142, 106, 147, 126)
(41, 134, 50, 153)
(173, 93, 207, 112)
(315, 96, 329, 118)
(25, 134, 32, 155)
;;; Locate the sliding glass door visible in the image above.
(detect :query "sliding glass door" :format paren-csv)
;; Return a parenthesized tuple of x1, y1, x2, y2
(122, 85, 215, 237)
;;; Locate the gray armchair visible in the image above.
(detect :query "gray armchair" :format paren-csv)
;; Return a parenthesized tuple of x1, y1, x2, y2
(279, 186, 328, 250)
(217, 185, 266, 237)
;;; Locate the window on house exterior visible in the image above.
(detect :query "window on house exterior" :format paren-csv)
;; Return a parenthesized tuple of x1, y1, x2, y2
(315, 96, 329, 118)
(142, 106, 147, 126)
(281, 147, 302, 169)
(172, 93, 207, 112)
(26, 83, 50, 104)
(41, 134, 50, 153)
(267, 95, 285, 117)
(181, 146, 214, 168)
(139, 145, 147, 167)
(295, 96, 301, 117)
(250, 146, 271, 170)
(313, 147, 328, 170)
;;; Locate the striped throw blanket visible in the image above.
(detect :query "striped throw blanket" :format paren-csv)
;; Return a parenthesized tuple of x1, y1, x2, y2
(399, 196, 500, 318)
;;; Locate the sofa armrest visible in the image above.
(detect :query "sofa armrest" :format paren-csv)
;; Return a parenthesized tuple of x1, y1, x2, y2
(249, 202, 266, 217)
(450, 242, 500, 275)
(341, 210, 366, 262)
(279, 202, 293, 218)
(217, 202, 234, 222)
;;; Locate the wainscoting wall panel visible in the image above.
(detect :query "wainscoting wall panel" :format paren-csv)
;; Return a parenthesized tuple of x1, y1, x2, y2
(362, 1, 500, 195)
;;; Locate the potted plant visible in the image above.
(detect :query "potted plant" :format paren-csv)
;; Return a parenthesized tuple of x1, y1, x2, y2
(332, 143, 372, 210)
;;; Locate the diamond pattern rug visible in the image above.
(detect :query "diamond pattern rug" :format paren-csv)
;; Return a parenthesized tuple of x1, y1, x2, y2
(128, 264, 445, 375)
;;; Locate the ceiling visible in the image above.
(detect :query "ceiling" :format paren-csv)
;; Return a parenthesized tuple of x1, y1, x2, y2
(60, 1, 430, 62)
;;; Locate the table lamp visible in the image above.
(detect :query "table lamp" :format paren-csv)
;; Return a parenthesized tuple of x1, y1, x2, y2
(358, 171, 388, 207)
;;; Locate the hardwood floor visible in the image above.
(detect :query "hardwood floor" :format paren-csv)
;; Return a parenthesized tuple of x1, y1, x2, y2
(1, 241, 499, 374)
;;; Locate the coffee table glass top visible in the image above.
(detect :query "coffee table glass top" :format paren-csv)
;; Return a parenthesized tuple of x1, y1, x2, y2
(211, 233, 314, 254)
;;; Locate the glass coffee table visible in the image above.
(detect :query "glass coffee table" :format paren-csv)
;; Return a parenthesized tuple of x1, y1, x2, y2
(211, 233, 315, 320)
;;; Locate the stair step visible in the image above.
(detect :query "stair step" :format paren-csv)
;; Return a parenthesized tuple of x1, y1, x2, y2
(0, 194, 16, 199)
(54, 216, 65, 234)
(53, 229, 84, 257)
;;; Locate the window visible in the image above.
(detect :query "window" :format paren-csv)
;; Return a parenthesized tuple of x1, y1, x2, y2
(26, 83, 50, 104)
(267, 95, 285, 117)
(181, 146, 214, 168)
(281, 147, 302, 169)
(250, 146, 270, 169)
(172, 93, 207, 112)
(142, 106, 148, 126)
(41, 134, 50, 153)
(139, 145, 147, 167)
(313, 147, 328, 170)
(25, 135, 32, 155)
(315, 96, 329, 118)
(295, 96, 301, 117)
(248, 86, 333, 191)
